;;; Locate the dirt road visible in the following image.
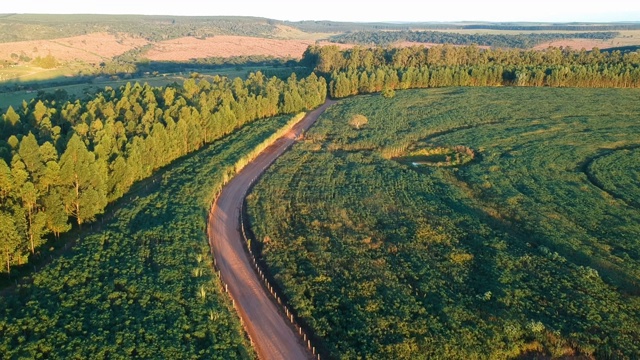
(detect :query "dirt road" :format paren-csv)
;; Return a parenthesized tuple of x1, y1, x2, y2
(208, 100, 335, 360)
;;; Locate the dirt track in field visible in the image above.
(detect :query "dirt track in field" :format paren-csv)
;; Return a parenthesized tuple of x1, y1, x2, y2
(208, 100, 335, 360)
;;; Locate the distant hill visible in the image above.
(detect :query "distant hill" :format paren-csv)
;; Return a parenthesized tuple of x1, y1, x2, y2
(2, 14, 639, 43)
(0, 14, 280, 43)
(0, 14, 639, 83)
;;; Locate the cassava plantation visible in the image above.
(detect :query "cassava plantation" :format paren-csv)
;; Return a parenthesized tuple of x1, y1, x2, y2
(247, 87, 640, 359)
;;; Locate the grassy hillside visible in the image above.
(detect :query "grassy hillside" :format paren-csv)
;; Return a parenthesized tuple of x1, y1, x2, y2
(247, 87, 640, 359)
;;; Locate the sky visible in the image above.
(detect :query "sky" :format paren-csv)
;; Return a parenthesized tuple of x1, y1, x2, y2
(3, 0, 640, 23)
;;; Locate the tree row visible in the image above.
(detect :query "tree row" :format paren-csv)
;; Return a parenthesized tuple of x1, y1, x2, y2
(0, 71, 326, 273)
(300, 45, 640, 98)
(330, 30, 618, 48)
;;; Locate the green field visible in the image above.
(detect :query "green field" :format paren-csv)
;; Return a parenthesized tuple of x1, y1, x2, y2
(247, 88, 640, 359)
(588, 147, 640, 208)
(0, 64, 303, 112)
(0, 65, 73, 83)
(0, 113, 301, 359)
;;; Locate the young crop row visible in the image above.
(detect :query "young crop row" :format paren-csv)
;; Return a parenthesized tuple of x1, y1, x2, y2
(247, 87, 640, 359)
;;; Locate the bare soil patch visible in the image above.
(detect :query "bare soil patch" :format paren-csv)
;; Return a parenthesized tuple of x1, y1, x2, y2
(0, 33, 148, 63)
(145, 36, 352, 61)
(532, 39, 613, 50)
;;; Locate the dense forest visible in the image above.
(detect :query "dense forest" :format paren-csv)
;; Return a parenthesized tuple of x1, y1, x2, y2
(300, 45, 640, 98)
(330, 30, 619, 48)
(0, 71, 326, 274)
(247, 88, 640, 359)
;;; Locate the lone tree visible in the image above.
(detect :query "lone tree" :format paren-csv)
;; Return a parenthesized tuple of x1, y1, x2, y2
(349, 114, 368, 130)
(381, 87, 396, 98)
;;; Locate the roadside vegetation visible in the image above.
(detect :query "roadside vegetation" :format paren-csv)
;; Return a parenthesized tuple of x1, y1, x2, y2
(0, 71, 326, 276)
(247, 87, 640, 359)
(0, 111, 305, 359)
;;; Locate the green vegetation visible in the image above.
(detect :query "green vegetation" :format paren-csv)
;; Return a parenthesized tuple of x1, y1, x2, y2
(0, 65, 75, 84)
(458, 24, 640, 31)
(2, 20, 640, 357)
(289, 20, 640, 34)
(0, 64, 305, 112)
(0, 15, 279, 43)
(394, 145, 475, 167)
(31, 54, 59, 69)
(247, 87, 640, 359)
(330, 30, 618, 48)
(0, 71, 326, 275)
(0, 111, 304, 359)
(0, 53, 300, 89)
(301, 45, 640, 98)
(2, 14, 636, 46)
(587, 147, 640, 208)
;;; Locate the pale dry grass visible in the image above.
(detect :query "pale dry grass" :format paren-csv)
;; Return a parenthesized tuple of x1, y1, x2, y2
(392, 41, 491, 49)
(611, 29, 640, 47)
(0, 32, 149, 63)
(272, 25, 334, 41)
(145, 35, 352, 61)
(533, 39, 612, 50)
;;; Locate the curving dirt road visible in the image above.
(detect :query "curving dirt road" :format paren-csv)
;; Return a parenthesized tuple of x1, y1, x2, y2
(208, 100, 335, 360)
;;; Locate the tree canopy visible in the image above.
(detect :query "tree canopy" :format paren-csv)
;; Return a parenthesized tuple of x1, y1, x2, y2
(0, 71, 326, 274)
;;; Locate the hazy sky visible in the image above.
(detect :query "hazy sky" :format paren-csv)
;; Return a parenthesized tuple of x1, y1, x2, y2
(3, 0, 640, 22)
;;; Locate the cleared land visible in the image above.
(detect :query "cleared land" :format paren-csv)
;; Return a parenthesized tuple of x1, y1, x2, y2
(144, 36, 349, 61)
(392, 41, 490, 49)
(533, 38, 611, 50)
(0, 32, 148, 63)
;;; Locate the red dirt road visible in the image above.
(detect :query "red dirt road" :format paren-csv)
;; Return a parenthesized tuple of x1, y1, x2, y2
(208, 100, 335, 360)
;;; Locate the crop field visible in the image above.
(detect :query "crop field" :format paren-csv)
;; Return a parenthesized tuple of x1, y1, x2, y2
(0, 113, 297, 359)
(588, 147, 640, 208)
(247, 88, 640, 359)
